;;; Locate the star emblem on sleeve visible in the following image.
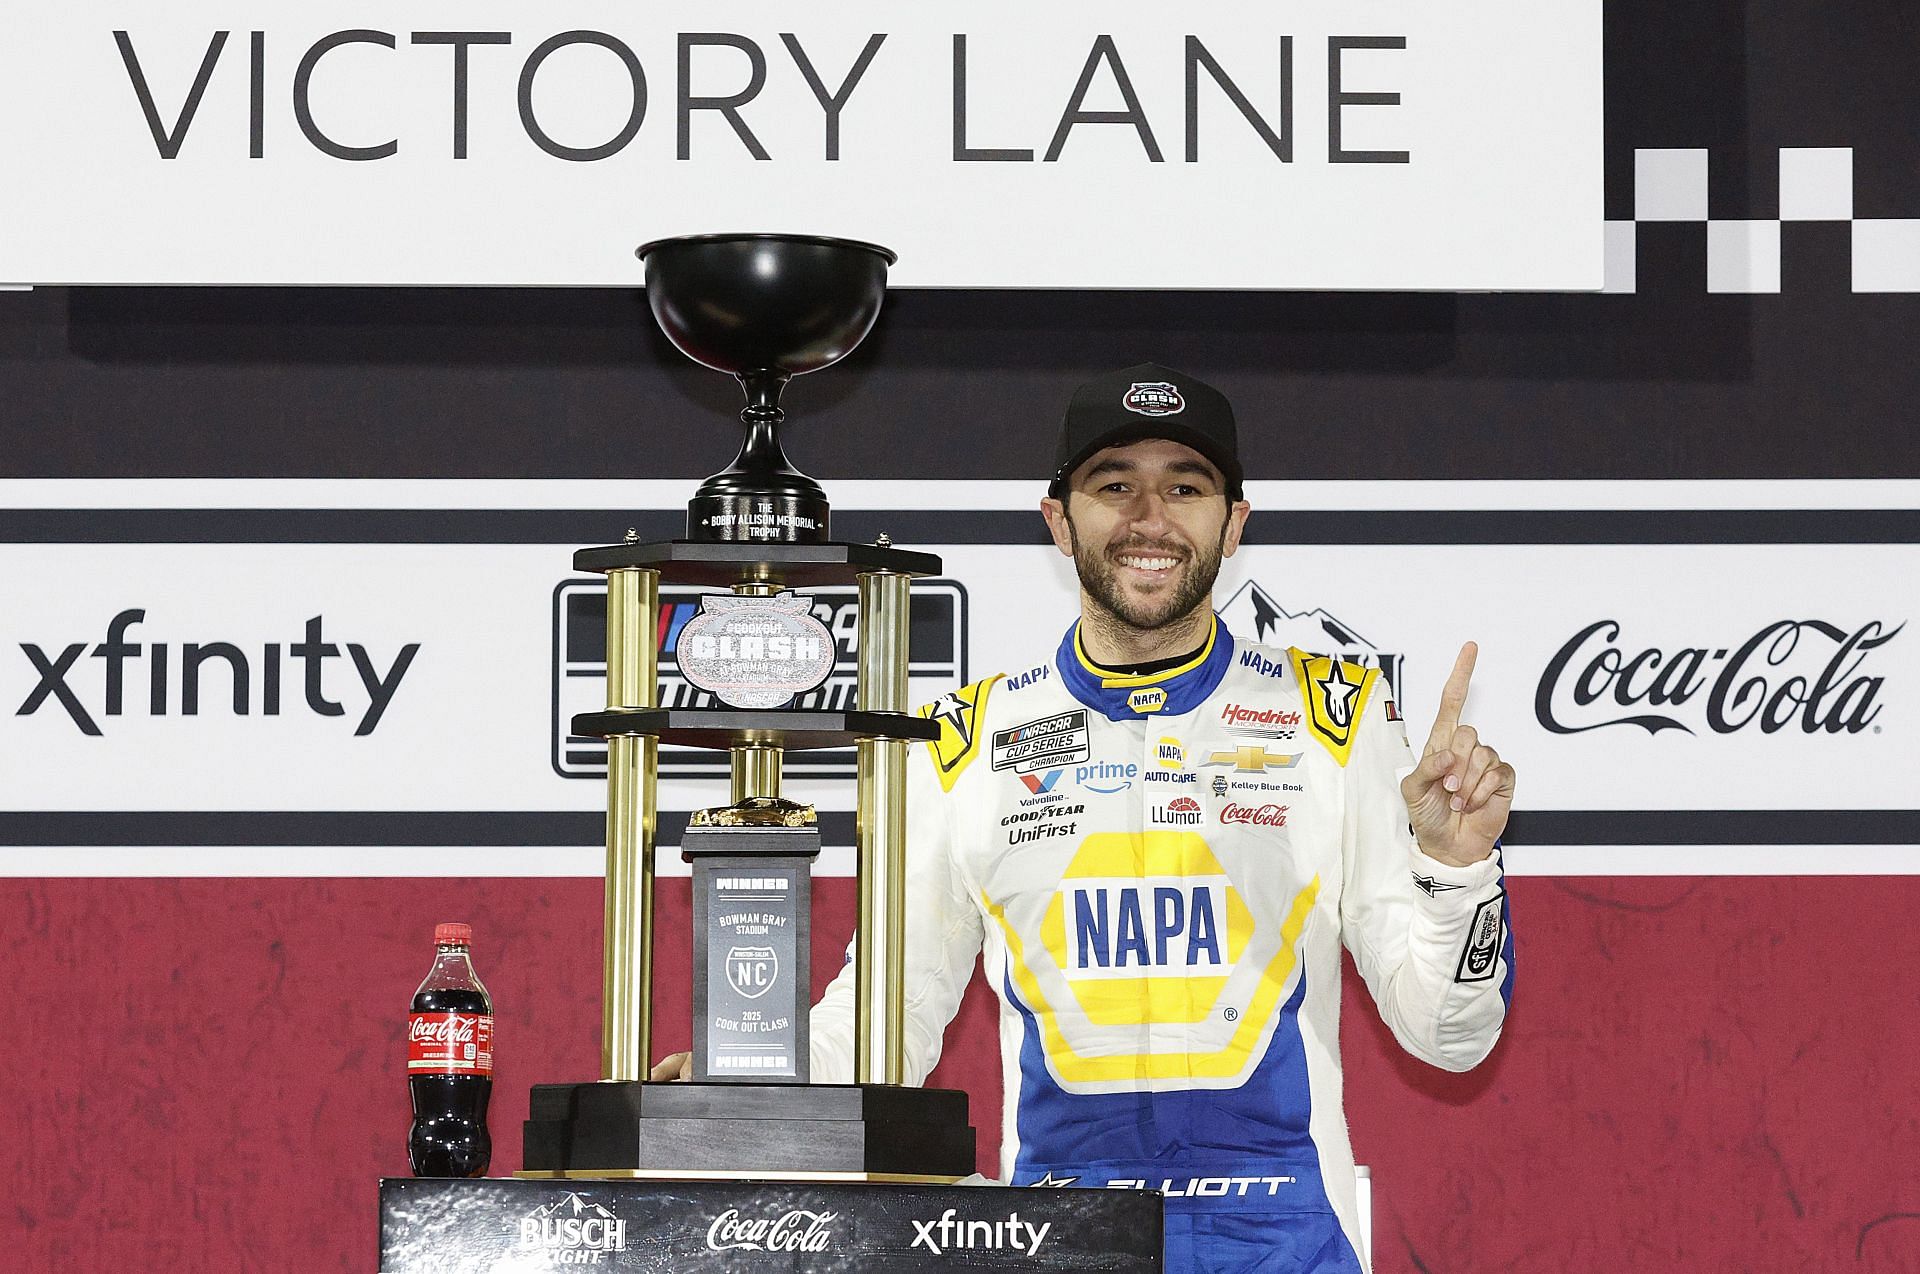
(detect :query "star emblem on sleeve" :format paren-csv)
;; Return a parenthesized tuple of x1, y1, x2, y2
(1028, 1171, 1080, 1187)
(1412, 873, 1468, 897)
(929, 691, 973, 744)
(1315, 660, 1363, 729)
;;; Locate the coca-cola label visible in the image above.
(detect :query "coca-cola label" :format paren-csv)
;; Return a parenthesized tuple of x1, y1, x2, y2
(1219, 802, 1289, 827)
(407, 1013, 494, 1075)
(1535, 619, 1902, 736)
(705, 1207, 837, 1253)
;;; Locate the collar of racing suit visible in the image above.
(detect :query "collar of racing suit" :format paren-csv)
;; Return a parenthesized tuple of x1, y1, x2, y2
(1057, 615, 1237, 721)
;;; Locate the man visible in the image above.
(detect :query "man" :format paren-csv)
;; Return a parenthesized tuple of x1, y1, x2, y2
(690, 363, 1516, 1272)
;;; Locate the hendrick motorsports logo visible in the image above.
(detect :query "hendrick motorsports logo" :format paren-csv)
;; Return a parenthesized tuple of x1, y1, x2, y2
(1219, 582, 1404, 699)
(518, 1192, 627, 1265)
(553, 578, 967, 780)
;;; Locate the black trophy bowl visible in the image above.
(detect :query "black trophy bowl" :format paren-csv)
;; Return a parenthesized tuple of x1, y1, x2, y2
(638, 233, 897, 544)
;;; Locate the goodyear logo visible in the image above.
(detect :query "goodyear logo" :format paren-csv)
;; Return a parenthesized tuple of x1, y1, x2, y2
(1128, 687, 1167, 714)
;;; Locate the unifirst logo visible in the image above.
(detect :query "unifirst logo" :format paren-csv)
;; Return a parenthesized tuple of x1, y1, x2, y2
(911, 1209, 1051, 1257)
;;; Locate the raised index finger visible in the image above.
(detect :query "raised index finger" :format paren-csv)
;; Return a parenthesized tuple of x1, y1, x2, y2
(1424, 641, 1479, 755)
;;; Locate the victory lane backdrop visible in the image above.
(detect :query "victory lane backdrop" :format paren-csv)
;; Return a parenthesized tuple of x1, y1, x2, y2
(7, 0, 1920, 1269)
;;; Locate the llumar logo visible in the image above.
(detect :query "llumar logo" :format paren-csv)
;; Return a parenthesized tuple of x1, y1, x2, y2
(1535, 619, 1900, 735)
(518, 1193, 627, 1264)
(705, 1208, 835, 1253)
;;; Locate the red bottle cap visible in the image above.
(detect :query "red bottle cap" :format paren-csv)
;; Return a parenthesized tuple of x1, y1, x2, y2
(434, 922, 473, 947)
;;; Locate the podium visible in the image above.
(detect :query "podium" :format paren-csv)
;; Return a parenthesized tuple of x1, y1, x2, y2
(378, 1177, 1163, 1272)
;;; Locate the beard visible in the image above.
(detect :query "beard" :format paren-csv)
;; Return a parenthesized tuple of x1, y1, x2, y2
(1067, 515, 1229, 632)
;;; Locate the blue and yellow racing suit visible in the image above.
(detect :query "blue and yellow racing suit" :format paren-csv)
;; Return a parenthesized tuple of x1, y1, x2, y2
(811, 618, 1514, 1272)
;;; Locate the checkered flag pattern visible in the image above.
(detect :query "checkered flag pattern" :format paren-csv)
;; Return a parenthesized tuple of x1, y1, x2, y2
(1608, 147, 1920, 293)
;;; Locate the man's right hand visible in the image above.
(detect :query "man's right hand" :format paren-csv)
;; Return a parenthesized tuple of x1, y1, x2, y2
(649, 1052, 692, 1082)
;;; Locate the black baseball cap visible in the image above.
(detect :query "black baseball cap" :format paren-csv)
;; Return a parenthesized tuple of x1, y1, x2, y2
(1048, 363, 1244, 500)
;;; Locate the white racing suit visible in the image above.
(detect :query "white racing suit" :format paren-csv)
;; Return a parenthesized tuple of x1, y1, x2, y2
(812, 618, 1513, 1272)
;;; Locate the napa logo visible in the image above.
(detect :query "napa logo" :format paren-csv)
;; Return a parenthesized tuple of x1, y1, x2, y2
(1036, 832, 1253, 1030)
(1128, 687, 1167, 714)
(1155, 737, 1184, 769)
(989, 830, 1321, 1087)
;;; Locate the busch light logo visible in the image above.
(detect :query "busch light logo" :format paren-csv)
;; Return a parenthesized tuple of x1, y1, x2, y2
(725, 945, 779, 1000)
(1536, 619, 1901, 735)
(705, 1208, 836, 1253)
(1122, 381, 1185, 417)
(553, 579, 967, 780)
(1219, 582, 1404, 698)
(518, 1193, 627, 1264)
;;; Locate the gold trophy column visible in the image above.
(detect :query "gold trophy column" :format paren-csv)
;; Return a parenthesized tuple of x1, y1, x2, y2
(602, 565, 659, 1083)
(855, 568, 911, 1085)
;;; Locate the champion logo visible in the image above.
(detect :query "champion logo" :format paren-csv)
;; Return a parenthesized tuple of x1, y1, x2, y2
(1122, 381, 1186, 417)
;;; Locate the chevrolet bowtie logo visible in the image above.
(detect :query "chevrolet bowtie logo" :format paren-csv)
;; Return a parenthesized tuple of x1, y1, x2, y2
(1200, 745, 1301, 773)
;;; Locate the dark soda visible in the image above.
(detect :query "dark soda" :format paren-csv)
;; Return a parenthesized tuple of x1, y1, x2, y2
(407, 922, 493, 1177)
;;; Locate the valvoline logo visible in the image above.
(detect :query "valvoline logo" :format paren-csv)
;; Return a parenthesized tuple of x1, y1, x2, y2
(1020, 770, 1063, 795)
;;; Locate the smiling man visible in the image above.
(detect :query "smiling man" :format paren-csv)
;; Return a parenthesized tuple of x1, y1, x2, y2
(807, 363, 1517, 1274)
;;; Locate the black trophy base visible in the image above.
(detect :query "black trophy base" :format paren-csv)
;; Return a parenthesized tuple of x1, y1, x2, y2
(523, 1081, 976, 1178)
(687, 490, 830, 545)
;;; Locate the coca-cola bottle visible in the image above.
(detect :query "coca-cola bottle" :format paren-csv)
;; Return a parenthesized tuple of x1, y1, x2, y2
(407, 922, 493, 1177)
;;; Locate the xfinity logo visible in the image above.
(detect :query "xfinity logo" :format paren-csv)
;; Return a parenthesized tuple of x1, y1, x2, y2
(16, 609, 418, 736)
(910, 1209, 1051, 1257)
(1536, 619, 1900, 736)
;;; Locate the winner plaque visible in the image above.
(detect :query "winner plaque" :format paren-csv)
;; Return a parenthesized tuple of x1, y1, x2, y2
(520, 234, 976, 1181)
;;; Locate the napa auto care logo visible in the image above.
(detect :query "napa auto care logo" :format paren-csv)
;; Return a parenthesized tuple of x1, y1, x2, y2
(1219, 582, 1404, 698)
(518, 1192, 627, 1263)
(1535, 619, 1901, 735)
(553, 578, 967, 780)
(705, 1207, 836, 1253)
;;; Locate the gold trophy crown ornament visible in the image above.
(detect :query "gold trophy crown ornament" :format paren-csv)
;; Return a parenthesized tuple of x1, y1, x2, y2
(520, 235, 975, 1182)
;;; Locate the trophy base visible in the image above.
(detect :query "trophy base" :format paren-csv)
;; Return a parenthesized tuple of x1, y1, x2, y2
(521, 1081, 977, 1178)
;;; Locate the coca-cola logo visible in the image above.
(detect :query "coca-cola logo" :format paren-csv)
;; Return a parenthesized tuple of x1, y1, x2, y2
(1536, 619, 1901, 736)
(1220, 802, 1288, 827)
(409, 1015, 478, 1045)
(705, 1208, 836, 1254)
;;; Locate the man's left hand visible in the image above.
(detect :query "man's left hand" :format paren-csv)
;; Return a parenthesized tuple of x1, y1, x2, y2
(1399, 642, 1515, 868)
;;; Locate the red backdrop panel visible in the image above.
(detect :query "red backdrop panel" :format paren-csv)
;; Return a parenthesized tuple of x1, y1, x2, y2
(4, 876, 1917, 1271)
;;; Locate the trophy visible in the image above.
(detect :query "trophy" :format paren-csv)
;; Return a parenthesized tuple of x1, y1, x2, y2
(521, 234, 976, 1180)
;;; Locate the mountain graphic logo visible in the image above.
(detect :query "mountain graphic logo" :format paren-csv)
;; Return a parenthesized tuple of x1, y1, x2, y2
(1219, 582, 1405, 698)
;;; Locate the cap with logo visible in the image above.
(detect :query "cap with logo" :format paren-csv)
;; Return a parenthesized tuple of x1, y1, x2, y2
(1048, 362, 1243, 500)
(434, 922, 473, 948)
